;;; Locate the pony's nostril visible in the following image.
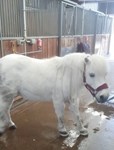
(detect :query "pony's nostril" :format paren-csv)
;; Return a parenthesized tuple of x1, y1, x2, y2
(100, 95, 108, 103)
(100, 95, 104, 101)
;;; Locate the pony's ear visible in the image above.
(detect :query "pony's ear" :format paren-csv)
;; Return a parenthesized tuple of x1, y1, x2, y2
(84, 56, 91, 64)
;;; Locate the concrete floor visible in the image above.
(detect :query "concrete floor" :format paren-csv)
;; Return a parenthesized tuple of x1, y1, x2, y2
(0, 101, 114, 150)
(0, 57, 114, 150)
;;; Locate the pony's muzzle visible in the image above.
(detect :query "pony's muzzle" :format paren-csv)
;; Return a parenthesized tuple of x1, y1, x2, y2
(97, 94, 109, 103)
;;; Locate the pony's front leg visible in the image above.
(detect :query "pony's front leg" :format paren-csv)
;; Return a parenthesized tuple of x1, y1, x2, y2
(53, 100, 68, 137)
(69, 98, 88, 136)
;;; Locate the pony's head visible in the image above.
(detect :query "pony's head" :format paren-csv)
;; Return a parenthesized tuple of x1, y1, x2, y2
(83, 55, 109, 103)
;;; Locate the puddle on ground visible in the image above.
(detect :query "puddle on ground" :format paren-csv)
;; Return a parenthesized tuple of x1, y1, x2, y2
(61, 130, 80, 149)
(61, 103, 114, 149)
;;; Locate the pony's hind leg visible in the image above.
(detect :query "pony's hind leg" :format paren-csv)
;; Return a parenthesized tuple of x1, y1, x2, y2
(0, 106, 16, 135)
(8, 112, 16, 130)
(0, 100, 10, 135)
(0, 90, 17, 135)
(6, 100, 16, 130)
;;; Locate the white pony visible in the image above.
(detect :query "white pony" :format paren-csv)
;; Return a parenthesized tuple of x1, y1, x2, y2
(0, 53, 109, 136)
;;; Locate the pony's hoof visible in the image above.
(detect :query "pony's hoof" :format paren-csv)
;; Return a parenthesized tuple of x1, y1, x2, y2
(9, 125, 17, 130)
(59, 131, 69, 137)
(80, 129, 88, 136)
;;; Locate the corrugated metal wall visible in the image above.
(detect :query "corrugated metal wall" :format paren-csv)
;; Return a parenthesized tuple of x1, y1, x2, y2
(61, 1, 112, 36)
(0, 0, 23, 37)
(0, 0, 112, 38)
(0, 0, 59, 38)
(26, 0, 59, 37)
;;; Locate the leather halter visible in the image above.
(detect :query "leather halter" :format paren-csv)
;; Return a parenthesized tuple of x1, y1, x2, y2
(83, 63, 108, 97)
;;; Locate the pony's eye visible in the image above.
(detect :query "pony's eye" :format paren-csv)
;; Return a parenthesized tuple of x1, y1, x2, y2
(89, 73, 95, 78)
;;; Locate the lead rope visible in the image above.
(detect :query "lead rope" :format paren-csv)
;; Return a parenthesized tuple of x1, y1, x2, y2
(107, 95, 114, 104)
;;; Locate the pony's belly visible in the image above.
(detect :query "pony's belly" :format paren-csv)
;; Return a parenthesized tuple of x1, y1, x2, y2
(20, 89, 52, 101)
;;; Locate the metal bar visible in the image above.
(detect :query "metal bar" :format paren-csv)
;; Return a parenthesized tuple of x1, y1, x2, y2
(107, 19, 113, 54)
(62, 0, 79, 6)
(0, 37, 24, 40)
(23, 0, 27, 55)
(74, 5, 77, 35)
(0, 36, 59, 40)
(79, 0, 114, 2)
(81, 7, 85, 35)
(18, 50, 42, 55)
(58, 0, 63, 56)
(93, 12, 98, 53)
(23, 0, 27, 38)
(0, 11, 4, 56)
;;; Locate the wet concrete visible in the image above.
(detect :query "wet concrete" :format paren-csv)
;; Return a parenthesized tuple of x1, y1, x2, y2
(0, 101, 114, 150)
(0, 57, 114, 150)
